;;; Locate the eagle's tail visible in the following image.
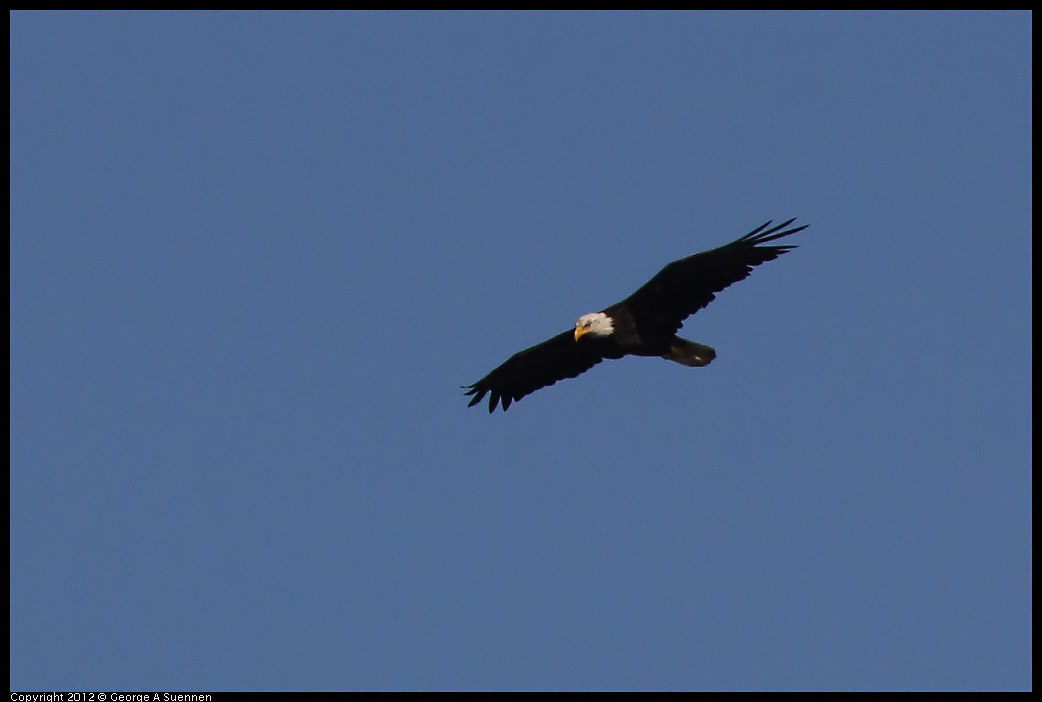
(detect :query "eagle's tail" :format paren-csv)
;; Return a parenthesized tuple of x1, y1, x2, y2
(663, 338, 716, 367)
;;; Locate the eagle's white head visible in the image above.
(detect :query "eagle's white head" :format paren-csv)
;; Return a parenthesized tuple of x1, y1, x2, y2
(574, 312, 614, 341)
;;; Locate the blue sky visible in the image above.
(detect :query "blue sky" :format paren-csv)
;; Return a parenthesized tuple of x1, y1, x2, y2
(10, 11, 1031, 691)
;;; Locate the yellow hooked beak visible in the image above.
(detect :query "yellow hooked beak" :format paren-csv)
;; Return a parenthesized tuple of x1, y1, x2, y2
(574, 325, 588, 341)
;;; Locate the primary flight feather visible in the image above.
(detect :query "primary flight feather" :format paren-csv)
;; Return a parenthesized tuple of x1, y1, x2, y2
(464, 218, 807, 412)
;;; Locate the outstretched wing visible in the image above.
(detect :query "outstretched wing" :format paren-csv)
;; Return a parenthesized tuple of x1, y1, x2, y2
(464, 330, 606, 412)
(619, 218, 806, 336)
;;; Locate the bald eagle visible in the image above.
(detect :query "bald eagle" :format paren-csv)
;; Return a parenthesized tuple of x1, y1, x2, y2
(464, 218, 807, 412)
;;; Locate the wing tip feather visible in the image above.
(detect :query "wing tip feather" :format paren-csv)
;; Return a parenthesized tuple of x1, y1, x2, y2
(743, 218, 808, 246)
